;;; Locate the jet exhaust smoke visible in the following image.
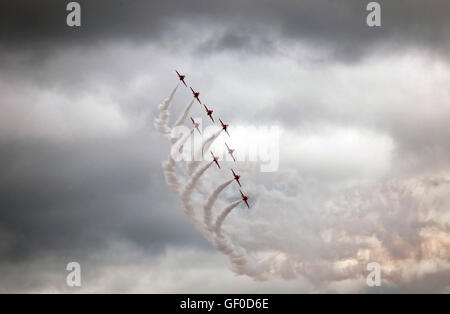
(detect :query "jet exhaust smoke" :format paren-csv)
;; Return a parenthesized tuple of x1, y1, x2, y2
(187, 129, 222, 175)
(154, 84, 179, 137)
(174, 99, 195, 127)
(204, 179, 234, 229)
(181, 161, 214, 216)
(215, 199, 242, 235)
(162, 157, 181, 194)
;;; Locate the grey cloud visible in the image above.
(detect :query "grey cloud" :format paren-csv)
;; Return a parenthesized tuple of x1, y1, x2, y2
(0, 135, 211, 263)
(196, 27, 278, 56)
(1, 1, 450, 61)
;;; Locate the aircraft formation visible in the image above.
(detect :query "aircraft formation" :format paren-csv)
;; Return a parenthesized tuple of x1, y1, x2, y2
(176, 70, 250, 209)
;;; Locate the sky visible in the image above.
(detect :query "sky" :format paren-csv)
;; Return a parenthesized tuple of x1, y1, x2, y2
(0, 0, 449, 293)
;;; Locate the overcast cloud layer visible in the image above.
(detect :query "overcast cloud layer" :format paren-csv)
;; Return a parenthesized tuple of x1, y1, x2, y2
(0, 1, 449, 293)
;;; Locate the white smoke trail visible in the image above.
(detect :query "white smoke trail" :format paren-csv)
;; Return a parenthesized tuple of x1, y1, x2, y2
(215, 199, 242, 236)
(202, 129, 222, 156)
(211, 202, 271, 280)
(173, 99, 195, 128)
(170, 127, 212, 198)
(160, 88, 212, 199)
(187, 129, 222, 175)
(181, 161, 214, 216)
(162, 157, 181, 194)
(154, 86, 271, 280)
(155, 85, 257, 277)
(162, 127, 195, 195)
(173, 141, 212, 203)
(203, 179, 234, 230)
(154, 84, 179, 137)
(170, 128, 194, 158)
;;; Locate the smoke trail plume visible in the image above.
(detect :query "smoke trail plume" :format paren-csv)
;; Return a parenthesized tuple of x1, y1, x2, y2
(154, 84, 179, 137)
(169, 124, 210, 198)
(204, 179, 234, 229)
(188, 129, 222, 175)
(162, 128, 196, 195)
(154, 85, 258, 278)
(170, 128, 194, 158)
(202, 129, 222, 156)
(162, 157, 181, 194)
(215, 199, 242, 235)
(173, 99, 195, 128)
(181, 161, 214, 216)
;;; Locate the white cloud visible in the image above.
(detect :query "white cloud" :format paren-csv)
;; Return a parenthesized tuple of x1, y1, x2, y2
(0, 81, 131, 140)
(281, 124, 394, 182)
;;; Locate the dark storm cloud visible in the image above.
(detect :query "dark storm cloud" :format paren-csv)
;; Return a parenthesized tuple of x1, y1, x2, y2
(0, 134, 211, 262)
(196, 27, 276, 56)
(1, 1, 450, 61)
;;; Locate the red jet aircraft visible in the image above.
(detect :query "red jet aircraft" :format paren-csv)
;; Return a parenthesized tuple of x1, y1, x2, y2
(190, 117, 201, 134)
(210, 151, 221, 169)
(240, 190, 250, 208)
(231, 169, 241, 187)
(203, 104, 214, 123)
(219, 119, 230, 136)
(190, 87, 201, 104)
(225, 143, 236, 162)
(175, 70, 187, 87)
